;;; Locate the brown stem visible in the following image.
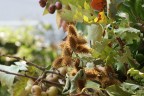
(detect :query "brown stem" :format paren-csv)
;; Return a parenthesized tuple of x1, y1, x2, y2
(0, 69, 64, 87)
(0, 69, 36, 79)
(116, 37, 125, 52)
(72, 93, 91, 96)
(48, 69, 65, 77)
(0, 55, 46, 70)
(116, 37, 125, 47)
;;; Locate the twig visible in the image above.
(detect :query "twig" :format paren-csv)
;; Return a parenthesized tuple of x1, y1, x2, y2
(0, 69, 36, 80)
(0, 55, 46, 70)
(33, 70, 65, 85)
(0, 69, 64, 87)
(48, 69, 65, 77)
(116, 37, 125, 47)
(116, 37, 125, 52)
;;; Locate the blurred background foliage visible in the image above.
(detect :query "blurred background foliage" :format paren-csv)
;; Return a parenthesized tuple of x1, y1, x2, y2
(0, 23, 59, 95)
(0, 23, 58, 66)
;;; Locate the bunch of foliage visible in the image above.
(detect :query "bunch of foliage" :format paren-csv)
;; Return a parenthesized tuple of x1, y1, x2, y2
(0, 0, 144, 96)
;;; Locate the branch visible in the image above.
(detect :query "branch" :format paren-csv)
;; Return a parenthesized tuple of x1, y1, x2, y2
(45, 70, 65, 78)
(0, 69, 64, 87)
(116, 37, 125, 52)
(0, 55, 46, 70)
(116, 37, 125, 47)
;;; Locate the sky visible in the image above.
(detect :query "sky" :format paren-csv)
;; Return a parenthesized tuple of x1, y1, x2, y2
(0, 0, 56, 25)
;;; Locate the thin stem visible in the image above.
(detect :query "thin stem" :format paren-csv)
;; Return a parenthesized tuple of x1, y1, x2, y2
(0, 55, 46, 70)
(116, 37, 125, 52)
(0, 69, 36, 79)
(0, 69, 64, 87)
(47, 69, 65, 77)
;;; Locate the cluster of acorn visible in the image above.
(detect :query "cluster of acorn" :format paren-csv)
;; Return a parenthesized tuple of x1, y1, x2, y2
(25, 67, 67, 96)
(39, 0, 62, 14)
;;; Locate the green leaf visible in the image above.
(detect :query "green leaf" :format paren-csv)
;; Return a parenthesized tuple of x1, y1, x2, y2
(62, 76, 76, 94)
(85, 80, 100, 89)
(59, 0, 95, 23)
(127, 68, 144, 84)
(87, 24, 103, 43)
(115, 62, 125, 72)
(118, 1, 137, 22)
(121, 82, 140, 94)
(43, 7, 49, 15)
(106, 84, 132, 96)
(84, 1, 91, 10)
(60, 8, 75, 22)
(114, 27, 140, 44)
(107, 0, 123, 19)
(116, 46, 133, 64)
(63, 69, 86, 94)
(60, 0, 86, 7)
(13, 78, 28, 96)
(0, 86, 10, 96)
(135, 89, 144, 96)
(14, 61, 28, 71)
(127, 68, 139, 76)
(135, 54, 144, 64)
(134, 0, 144, 20)
(0, 61, 27, 88)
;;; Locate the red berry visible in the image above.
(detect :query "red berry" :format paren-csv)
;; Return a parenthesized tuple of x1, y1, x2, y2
(55, 2, 62, 10)
(39, 0, 46, 8)
(48, 4, 56, 14)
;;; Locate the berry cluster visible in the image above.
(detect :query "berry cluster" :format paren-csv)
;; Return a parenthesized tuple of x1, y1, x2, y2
(48, 2, 62, 14)
(25, 67, 67, 96)
(39, 0, 62, 14)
